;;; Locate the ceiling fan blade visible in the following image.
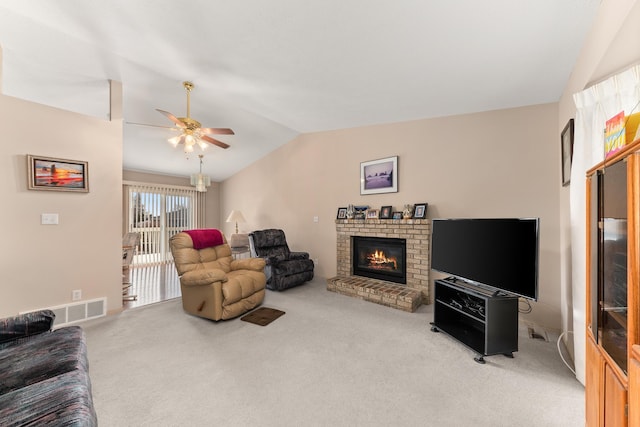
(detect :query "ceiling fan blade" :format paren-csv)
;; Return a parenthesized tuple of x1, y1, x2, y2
(156, 109, 186, 128)
(126, 121, 179, 130)
(201, 135, 230, 149)
(200, 127, 235, 135)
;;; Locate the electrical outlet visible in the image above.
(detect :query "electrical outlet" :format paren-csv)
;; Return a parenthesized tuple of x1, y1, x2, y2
(313, 258, 319, 266)
(72, 290, 82, 301)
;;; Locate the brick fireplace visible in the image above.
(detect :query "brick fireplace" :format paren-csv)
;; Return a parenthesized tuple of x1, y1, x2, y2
(327, 218, 431, 312)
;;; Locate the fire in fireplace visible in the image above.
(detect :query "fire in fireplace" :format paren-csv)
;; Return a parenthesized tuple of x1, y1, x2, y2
(352, 236, 406, 284)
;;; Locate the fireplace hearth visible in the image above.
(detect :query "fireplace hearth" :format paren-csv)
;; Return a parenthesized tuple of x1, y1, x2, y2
(328, 218, 431, 312)
(352, 236, 406, 284)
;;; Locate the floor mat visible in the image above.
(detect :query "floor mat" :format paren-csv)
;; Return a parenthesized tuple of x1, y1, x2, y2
(240, 307, 285, 326)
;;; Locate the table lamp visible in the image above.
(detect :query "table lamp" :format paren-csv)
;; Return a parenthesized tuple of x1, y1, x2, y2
(226, 210, 246, 234)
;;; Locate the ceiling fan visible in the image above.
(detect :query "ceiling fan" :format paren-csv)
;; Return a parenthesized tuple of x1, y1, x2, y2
(135, 81, 234, 152)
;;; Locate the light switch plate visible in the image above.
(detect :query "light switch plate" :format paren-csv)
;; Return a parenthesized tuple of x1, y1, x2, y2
(41, 213, 59, 225)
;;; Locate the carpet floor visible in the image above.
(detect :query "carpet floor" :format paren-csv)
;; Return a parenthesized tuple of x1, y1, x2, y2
(82, 277, 584, 426)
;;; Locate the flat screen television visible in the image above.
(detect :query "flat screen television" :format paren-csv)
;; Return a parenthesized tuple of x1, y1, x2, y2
(431, 218, 539, 300)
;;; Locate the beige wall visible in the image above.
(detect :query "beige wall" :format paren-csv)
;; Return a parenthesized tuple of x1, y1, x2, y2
(0, 0, 635, 342)
(557, 0, 640, 382)
(221, 103, 561, 330)
(0, 79, 123, 317)
(122, 170, 221, 229)
(222, 0, 640, 337)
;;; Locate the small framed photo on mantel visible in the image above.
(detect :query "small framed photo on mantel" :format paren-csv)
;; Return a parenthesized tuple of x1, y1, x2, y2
(379, 206, 392, 219)
(412, 203, 428, 219)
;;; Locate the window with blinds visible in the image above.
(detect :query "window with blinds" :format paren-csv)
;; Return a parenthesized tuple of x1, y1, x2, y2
(124, 182, 205, 266)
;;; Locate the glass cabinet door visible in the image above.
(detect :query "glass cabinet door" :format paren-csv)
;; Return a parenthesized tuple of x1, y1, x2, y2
(598, 159, 628, 373)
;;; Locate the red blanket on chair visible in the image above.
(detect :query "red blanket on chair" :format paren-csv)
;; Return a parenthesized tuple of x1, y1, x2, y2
(184, 229, 224, 249)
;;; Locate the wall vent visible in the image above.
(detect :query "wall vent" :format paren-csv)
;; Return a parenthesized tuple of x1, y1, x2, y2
(21, 297, 107, 327)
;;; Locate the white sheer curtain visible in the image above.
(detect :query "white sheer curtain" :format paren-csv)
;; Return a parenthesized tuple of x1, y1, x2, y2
(570, 64, 640, 384)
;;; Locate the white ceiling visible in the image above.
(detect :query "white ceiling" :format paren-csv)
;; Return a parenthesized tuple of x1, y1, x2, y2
(0, 1, 600, 181)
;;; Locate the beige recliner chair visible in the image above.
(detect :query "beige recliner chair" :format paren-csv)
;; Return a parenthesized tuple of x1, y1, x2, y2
(169, 229, 266, 321)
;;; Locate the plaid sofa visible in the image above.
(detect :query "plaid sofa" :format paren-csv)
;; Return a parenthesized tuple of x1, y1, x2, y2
(0, 310, 97, 426)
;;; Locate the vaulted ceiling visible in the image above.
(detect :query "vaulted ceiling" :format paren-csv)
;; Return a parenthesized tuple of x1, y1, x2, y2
(0, 1, 600, 181)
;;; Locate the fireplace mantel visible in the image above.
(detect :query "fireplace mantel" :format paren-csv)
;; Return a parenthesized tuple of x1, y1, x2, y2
(328, 219, 431, 311)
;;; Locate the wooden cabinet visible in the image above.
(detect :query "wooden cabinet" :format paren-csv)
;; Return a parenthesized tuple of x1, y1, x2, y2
(586, 335, 604, 425)
(605, 363, 628, 426)
(586, 139, 640, 426)
(629, 346, 640, 426)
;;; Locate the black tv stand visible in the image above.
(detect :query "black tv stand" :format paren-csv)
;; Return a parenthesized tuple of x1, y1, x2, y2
(431, 278, 518, 363)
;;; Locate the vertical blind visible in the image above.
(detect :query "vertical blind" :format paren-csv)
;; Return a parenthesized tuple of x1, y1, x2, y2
(123, 181, 206, 265)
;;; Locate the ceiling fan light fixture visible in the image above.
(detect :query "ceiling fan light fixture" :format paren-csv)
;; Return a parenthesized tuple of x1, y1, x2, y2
(168, 135, 182, 147)
(154, 81, 234, 153)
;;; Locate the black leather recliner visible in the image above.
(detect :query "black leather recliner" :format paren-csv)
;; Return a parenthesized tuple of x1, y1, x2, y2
(249, 229, 314, 290)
